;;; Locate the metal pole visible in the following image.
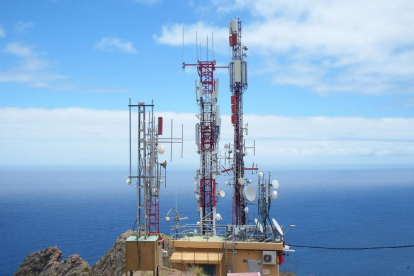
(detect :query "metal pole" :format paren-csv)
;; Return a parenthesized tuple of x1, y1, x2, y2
(129, 98, 131, 178)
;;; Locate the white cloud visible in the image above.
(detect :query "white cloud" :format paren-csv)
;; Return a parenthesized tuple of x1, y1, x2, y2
(0, 27, 5, 38)
(1, 43, 129, 92)
(0, 42, 70, 89)
(4, 42, 34, 57)
(0, 108, 413, 166)
(155, 21, 228, 49)
(236, 115, 414, 160)
(157, 0, 414, 95)
(94, 37, 137, 53)
(15, 21, 34, 34)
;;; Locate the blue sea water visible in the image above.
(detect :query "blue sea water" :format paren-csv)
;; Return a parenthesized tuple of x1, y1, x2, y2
(0, 166, 413, 276)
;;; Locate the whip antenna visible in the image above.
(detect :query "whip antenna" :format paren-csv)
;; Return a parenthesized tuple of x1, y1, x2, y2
(182, 25, 185, 71)
(196, 31, 198, 60)
(212, 32, 214, 60)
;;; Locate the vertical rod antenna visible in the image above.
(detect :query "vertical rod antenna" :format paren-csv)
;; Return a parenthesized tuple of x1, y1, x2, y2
(207, 36, 208, 61)
(175, 165, 177, 211)
(182, 25, 185, 71)
(129, 98, 131, 178)
(196, 31, 198, 61)
(181, 124, 184, 158)
(212, 32, 214, 61)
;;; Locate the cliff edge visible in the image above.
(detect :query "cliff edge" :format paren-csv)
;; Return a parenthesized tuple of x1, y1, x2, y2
(13, 231, 134, 276)
(13, 245, 92, 276)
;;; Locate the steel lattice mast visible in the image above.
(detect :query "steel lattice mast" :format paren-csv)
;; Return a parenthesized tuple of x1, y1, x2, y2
(128, 101, 164, 237)
(127, 100, 182, 237)
(229, 18, 249, 225)
(183, 41, 227, 235)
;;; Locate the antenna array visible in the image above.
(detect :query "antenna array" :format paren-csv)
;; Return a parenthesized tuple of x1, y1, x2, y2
(127, 100, 182, 238)
(182, 28, 227, 235)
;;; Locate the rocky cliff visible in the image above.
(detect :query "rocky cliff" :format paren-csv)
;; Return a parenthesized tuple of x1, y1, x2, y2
(91, 230, 134, 276)
(13, 246, 92, 276)
(13, 231, 134, 276)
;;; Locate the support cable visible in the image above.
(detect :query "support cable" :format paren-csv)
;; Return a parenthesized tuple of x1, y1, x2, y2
(288, 244, 414, 250)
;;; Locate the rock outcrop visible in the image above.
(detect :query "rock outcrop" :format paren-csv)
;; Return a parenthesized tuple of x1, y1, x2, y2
(13, 246, 92, 276)
(13, 246, 62, 276)
(91, 230, 134, 276)
(40, 254, 93, 276)
(13, 231, 134, 276)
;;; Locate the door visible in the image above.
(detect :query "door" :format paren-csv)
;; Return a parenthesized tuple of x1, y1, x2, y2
(247, 260, 262, 273)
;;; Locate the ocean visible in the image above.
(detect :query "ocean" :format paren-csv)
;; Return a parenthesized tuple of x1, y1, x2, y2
(0, 166, 413, 276)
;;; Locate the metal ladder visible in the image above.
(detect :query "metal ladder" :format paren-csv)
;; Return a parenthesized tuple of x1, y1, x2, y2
(137, 106, 147, 235)
(225, 228, 236, 274)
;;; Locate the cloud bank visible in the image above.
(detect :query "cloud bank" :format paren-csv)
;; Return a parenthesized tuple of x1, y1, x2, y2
(156, 0, 414, 95)
(1, 108, 413, 166)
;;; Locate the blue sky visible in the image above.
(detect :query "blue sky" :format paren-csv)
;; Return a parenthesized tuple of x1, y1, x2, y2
(1, 0, 413, 167)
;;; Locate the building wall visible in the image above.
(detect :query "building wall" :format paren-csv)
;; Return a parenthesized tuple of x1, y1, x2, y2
(226, 249, 279, 276)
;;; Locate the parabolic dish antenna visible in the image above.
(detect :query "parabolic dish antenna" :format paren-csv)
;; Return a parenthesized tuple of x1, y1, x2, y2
(215, 213, 222, 221)
(157, 145, 165, 154)
(271, 179, 279, 189)
(258, 172, 264, 178)
(272, 218, 284, 236)
(238, 178, 245, 185)
(243, 186, 256, 202)
(254, 218, 264, 233)
(219, 190, 225, 197)
(270, 190, 278, 200)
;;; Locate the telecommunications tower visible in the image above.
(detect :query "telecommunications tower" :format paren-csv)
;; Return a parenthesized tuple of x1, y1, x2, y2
(228, 18, 254, 225)
(127, 100, 182, 238)
(183, 33, 227, 235)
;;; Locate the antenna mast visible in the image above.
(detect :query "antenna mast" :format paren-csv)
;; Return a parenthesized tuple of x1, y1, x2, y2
(127, 100, 183, 237)
(183, 34, 227, 235)
(228, 18, 252, 225)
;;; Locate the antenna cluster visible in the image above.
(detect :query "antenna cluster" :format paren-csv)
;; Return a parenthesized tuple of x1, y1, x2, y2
(126, 99, 183, 238)
(172, 18, 288, 243)
(182, 26, 228, 236)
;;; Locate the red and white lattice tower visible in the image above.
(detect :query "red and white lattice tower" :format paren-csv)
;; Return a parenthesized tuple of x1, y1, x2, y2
(184, 48, 227, 235)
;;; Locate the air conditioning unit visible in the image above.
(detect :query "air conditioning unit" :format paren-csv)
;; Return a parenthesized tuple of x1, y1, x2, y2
(262, 251, 276, 265)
